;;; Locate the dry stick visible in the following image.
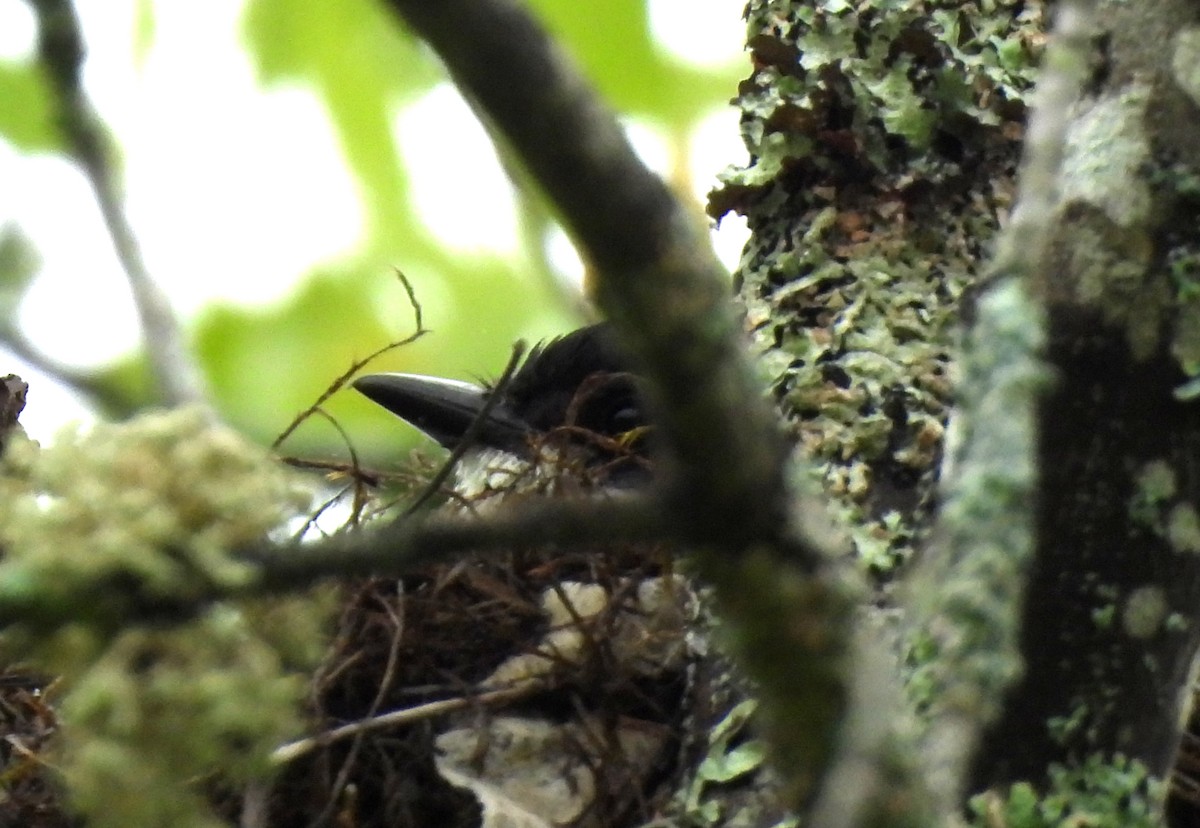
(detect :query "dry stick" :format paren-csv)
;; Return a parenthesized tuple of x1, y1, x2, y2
(273, 269, 427, 451)
(402, 340, 527, 516)
(271, 678, 547, 767)
(307, 591, 408, 828)
(29, 0, 205, 408)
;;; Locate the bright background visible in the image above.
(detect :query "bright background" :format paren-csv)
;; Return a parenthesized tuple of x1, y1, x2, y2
(0, 0, 750, 460)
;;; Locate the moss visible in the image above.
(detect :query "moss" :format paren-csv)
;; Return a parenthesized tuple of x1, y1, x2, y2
(1048, 703, 1091, 747)
(1129, 460, 1177, 532)
(0, 408, 313, 632)
(0, 407, 324, 828)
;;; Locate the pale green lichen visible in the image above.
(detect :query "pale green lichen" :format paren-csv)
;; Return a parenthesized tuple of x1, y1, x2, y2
(1052, 85, 1179, 362)
(1122, 586, 1169, 640)
(1129, 459, 1177, 533)
(1168, 502, 1200, 554)
(906, 279, 1045, 729)
(722, 1, 1041, 572)
(1060, 86, 1153, 226)
(1171, 27, 1200, 108)
(1171, 297, 1200, 388)
(1059, 218, 1165, 363)
(0, 407, 325, 828)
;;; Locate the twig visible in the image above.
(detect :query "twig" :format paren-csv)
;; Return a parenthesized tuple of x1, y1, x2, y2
(0, 305, 143, 418)
(0, 491, 673, 631)
(308, 590, 407, 828)
(376, 0, 864, 815)
(402, 340, 526, 516)
(29, 0, 205, 409)
(271, 677, 547, 766)
(273, 269, 427, 451)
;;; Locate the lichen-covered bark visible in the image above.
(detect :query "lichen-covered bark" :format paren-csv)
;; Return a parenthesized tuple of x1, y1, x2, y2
(710, 1, 1044, 817)
(714, 0, 1040, 574)
(718, 0, 1200, 818)
(971, 0, 1200, 799)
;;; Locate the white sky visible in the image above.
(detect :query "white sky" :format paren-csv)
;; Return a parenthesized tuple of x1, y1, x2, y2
(0, 0, 750, 439)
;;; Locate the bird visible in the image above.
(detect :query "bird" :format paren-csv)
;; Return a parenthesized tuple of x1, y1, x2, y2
(353, 323, 651, 497)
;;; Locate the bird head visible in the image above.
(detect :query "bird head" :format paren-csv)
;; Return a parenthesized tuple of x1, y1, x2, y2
(354, 324, 650, 497)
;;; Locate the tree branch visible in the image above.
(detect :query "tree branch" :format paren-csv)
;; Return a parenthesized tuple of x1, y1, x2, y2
(0, 493, 668, 631)
(28, 0, 206, 409)
(380, 0, 790, 550)
(378, 0, 886, 815)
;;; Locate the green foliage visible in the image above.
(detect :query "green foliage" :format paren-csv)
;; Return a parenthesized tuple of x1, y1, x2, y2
(0, 225, 40, 316)
(968, 755, 1167, 828)
(4, 1, 747, 459)
(243, 0, 431, 240)
(236, 0, 710, 455)
(0, 60, 62, 153)
(528, 0, 738, 120)
(674, 699, 789, 827)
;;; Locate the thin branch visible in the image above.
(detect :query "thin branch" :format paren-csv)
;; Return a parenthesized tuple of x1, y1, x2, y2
(247, 494, 667, 595)
(273, 270, 428, 451)
(271, 677, 547, 767)
(0, 492, 672, 631)
(377, 0, 871, 815)
(403, 339, 526, 516)
(0, 322, 142, 417)
(909, 2, 1091, 811)
(28, 0, 205, 409)
(989, 2, 1094, 282)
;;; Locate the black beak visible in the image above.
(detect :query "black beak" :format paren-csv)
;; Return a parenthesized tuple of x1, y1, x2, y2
(353, 373, 531, 452)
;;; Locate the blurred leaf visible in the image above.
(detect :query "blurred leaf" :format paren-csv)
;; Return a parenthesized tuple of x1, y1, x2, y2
(0, 61, 62, 153)
(528, 0, 739, 123)
(224, 0, 741, 459)
(0, 225, 41, 316)
(197, 270, 383, 451)
(242, 0, 438, 243)
(133, 0, 156, 68)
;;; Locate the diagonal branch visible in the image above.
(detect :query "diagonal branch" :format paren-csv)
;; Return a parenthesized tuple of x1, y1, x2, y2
(377, 0, 890, 816)
(29, 0, 206, 409)
(380, 0, 790, 550)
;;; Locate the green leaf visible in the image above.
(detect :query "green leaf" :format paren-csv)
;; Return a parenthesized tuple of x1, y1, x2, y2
(527, 0, 740, 123)
(242, 0, 435, 236)
(0, 225, 40, 314)
(0, 60, 62, 153)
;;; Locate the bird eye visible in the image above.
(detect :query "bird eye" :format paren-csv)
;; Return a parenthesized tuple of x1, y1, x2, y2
(612, 407, 641, 431)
